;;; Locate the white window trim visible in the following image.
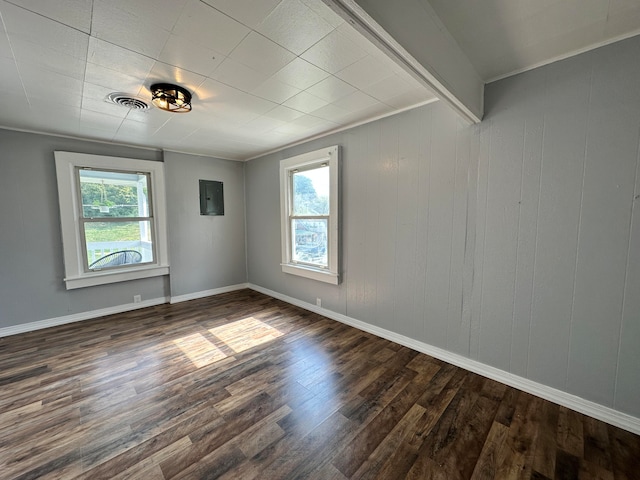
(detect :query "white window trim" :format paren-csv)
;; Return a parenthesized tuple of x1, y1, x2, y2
(280, 145, 339, 285)
(54, 151, 170, 290)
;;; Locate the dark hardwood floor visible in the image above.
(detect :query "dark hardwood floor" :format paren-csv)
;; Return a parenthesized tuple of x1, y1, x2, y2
(1, 289, 638, 479)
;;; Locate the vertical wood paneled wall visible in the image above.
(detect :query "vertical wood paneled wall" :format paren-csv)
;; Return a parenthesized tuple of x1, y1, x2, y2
(245, 35, 640, 419)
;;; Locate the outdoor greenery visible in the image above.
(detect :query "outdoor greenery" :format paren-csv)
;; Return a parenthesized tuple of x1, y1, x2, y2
(81, 182, 145, 218)
(84, 222, 142, 242)
(293, 174, 328, 215)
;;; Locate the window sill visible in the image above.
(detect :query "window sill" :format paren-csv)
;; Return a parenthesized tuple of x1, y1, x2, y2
(64, 264, 170, 290)
(281, 263, 339, 285)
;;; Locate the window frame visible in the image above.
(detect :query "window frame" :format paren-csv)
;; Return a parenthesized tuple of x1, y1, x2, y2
(279, 145, 339, 284)
(55, 151, 170, 290)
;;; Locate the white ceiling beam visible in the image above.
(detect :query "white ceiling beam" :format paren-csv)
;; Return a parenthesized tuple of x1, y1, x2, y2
(322, 0, 484, 123)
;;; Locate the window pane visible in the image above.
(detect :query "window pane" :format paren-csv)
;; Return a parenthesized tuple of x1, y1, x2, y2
(292, 218, 327, 267)
(79, 169, 150, 218)
(292, 166, 329, 215)
(85, 221, 154, 269)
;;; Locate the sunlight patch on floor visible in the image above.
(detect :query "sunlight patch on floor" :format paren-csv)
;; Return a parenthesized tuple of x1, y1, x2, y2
(173, 332, 227, 368)
(209, 317, 284, 353)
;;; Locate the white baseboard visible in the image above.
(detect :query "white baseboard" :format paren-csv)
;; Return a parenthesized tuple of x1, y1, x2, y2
(248, 283, 640, 436)
(0, 297, 169, 339)
(0, 283, 250, 339)
(169, 283, 249, 304)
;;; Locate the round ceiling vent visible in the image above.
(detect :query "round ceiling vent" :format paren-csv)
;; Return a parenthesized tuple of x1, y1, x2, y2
(105, 93, 150, 110)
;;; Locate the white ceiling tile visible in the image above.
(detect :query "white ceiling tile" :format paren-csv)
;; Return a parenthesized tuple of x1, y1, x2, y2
(269, 57, 330, 90)
(87, 37, 156, 80)
(283, 91, 328, 113)
(308, 103, 351, 123)
(81, 84, 131, 118)
(144, 62, 207, 97)
(105, 0, 189, 31)
(113, 118, 165, 144)
(288, 114, 326, 128)
(273, 122, 309, 135)
(26, 103, 81, 133)
(19, 65, 83, 106)
(0, 96, 33, 127)
(200, 132, 264, 149)
(81, 82, 114, 101)
(1, 1, 89, 59)
(76, 126, 118, 142)
(301, 28, 367, 73)
(0, 21, 11, 59)
(251, 77, 301, 104)
(304, 119, 340, 135)
(210, 57, 270, 93)
(80, 109, 124, 133)
(195, 78, 245, 103)
(92, 1, 172, 58)
(0, 0, 451, 159)
(81, 100, 130, 120)
(159, 34, 226, 77)
(334, 91, 378, 112)
(0, 57, 26, 95)
(172, 0, 250, 55)
(305, 75, 357, 103)
(362, 74, 415, 102)
(383, 89, 437, 109)
(340, 102, 394, 125)
(201, 0, 282, 29)
(25, 90, 84, 110)
(229, 32, 296, 77)
(125, 107, 173, 129)
(255, 0, 334, 55)
(242, 115, 287, 134)
(224, 91, 278, 117)
(263, 105, 306, 122)
(195, 81, 277, 124)
(335, 55, 395, 90)
(12, 39, 86, 80)
(6, 0, 92, 32)
(604, 3, 640, 37)
(335, 21, 382, 56)
(250, 131, 292, 146)
(274, 116, 338, 136)
(85, 62, 146, 95)
(152, 118, 200, 143)
(300, 0, 345, 28)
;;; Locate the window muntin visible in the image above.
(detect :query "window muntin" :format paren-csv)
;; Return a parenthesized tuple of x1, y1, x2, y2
(77, 168, 155, 271)
(280, 145, 339, 285)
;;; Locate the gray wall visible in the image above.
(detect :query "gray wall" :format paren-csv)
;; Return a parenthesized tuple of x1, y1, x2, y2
(0, 131, 248, 330)
(245, 35, 640, 418)
(164, 151, 247, 297)
(0, 130, 168, 329)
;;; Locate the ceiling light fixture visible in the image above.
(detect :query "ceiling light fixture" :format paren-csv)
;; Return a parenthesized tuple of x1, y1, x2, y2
(150, 83, 192, 113)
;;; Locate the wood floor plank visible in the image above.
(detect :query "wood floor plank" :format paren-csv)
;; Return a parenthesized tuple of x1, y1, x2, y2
(557, 405, 585, 458)
(532, 399, 559, 478)
(469, 421, 509, 480)
(607, 424, 640, 480)
(0, 289, 638, 479)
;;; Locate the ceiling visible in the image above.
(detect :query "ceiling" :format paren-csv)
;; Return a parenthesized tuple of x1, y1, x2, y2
(0, 0, 435, 160)
(0, 0, 639, 161)
(428, 0, 640, 81)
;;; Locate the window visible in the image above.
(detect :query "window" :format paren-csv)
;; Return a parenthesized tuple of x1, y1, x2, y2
(280, 145, 339, 284)
(55, 152, 169, 289)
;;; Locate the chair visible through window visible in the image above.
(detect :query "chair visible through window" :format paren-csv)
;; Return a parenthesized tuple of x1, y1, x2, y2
(89, 250, 142, 270)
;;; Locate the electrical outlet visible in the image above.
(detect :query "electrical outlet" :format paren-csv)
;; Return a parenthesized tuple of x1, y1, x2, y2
(316, 297, 321, 307)
(134, 295, 141, 303)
